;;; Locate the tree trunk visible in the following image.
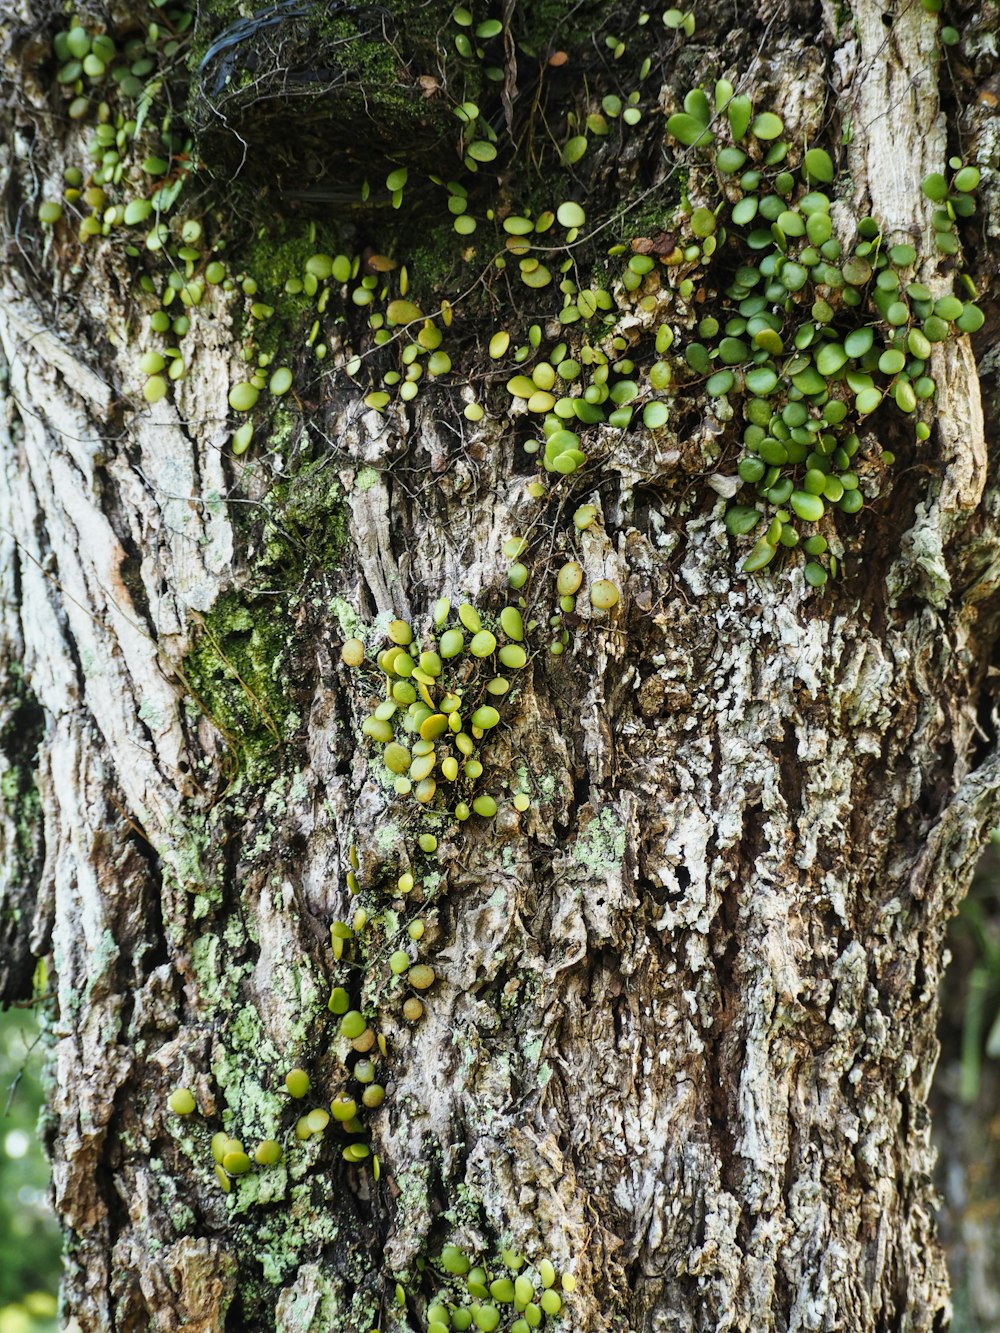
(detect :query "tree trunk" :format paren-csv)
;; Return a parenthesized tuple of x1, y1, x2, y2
(1, 0, 999, 1329)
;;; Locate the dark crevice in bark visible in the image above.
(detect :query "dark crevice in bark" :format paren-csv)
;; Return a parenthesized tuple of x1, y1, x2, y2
(126, 821, 170, 979)
(0, 674, 45, 1001)
(707, 839, 746, 1225)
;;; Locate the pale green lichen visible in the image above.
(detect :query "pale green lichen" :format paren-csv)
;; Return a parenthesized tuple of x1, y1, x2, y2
(374, 821, 404, 856)
(572, 805, 627, 873)
(354, 465, 380, 491)
(523, 1036, 543, 1064)
(84, 930, 119, 1003)
(212, 1005, 286, 1145)
(255, 1184, 341, 1285)
(189, 932, 226, 1009)
(329, 596, 365, 642)
(138, 699, 164, 728)
(155, 811, 217, 911)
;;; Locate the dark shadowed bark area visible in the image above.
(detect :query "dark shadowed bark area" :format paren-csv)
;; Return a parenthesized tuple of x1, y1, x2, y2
(1, 0, 999, 1329)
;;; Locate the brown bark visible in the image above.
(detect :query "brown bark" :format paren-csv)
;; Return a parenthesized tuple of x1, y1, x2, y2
(1, 0, 999, 1330)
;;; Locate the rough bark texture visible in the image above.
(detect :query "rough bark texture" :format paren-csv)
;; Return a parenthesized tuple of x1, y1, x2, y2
(1, 0, 999, 1330)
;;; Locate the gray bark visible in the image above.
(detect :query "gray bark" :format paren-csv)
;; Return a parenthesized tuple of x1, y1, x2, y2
(1, 0, 999, 1330)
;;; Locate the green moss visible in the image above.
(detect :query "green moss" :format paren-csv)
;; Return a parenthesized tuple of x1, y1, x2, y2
(261, 460, 349, 574)
(403, 215, 470, 303)
(242, 220, 343, 361)
(182, 589, 304, 785)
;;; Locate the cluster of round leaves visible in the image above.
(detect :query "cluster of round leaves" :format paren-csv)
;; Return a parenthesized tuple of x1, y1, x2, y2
(284, 1063, 382, 1170)
(663, 78, 985, 580)
(39, 9, 237, 409)
(450, 6, 509, 96)
(214, 215, 470, 439)
(564, 3, 698, 163)
(343, 600, 531, 820)
(166, 1068, 379, 1195)
(496, 324, 672, 479)
(447, 3, 664, 174)
(503, 522, 620, 660)
(214, 2, 684, 432)
(329, 883, 437, 1030)
(412, 1244, 575, 1332)
(50, 10, 191, 113)
(44, 10, 194, 238)
(41, 0, 687, 462)
(359, 289, 457, 413)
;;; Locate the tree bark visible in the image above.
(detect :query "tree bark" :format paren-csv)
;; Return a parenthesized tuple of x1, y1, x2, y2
(1, 0, 999, 1330)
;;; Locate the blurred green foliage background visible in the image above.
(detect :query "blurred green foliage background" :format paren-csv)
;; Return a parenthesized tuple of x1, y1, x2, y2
(0, 1005, 59, 1333)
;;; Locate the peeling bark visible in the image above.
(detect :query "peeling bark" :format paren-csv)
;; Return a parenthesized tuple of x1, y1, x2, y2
(2, 0, 1000, 1330)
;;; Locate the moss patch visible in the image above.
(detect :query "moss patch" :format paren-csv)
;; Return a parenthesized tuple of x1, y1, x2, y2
(183, 591, 298, 782)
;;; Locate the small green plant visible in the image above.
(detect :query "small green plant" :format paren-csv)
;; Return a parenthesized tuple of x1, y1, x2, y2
(396, 1241, 577, 1331)
(344, 597, 532, 820)
(660, 77, 984, 581)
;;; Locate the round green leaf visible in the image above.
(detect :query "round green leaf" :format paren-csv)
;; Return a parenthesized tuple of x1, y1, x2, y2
(790, 491, 825, 522)
(803, 562, 828, 587)
(745, 367, 778, 395)
(725, 505, 762, 536)
(956, 303, 985, 333)
(562, 135, 589, 164)
(728, 95, 752, 140)
(467, 140, 497, 162)
(228, 382, 259, 412)
(841, 256, 872, 285)
(742, 536, 778, 572)
(877, 349, 906, 375)
(683, 88, 711, 122)
(921, 172, 948, 202)
(715, 146, 747, 174)
(894, 378, 917, 412)
(386, 299, 423, 326)
(557, 201, 586, 228)
(751, 112, 784, 140)
(844, 327, 874, 357)
(706, 369, 735, 396)
(815, 343, 848, 376)
(803, 148, 834, 183)
(667, 114, 713, 147)
(690, 207, 716, 237)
